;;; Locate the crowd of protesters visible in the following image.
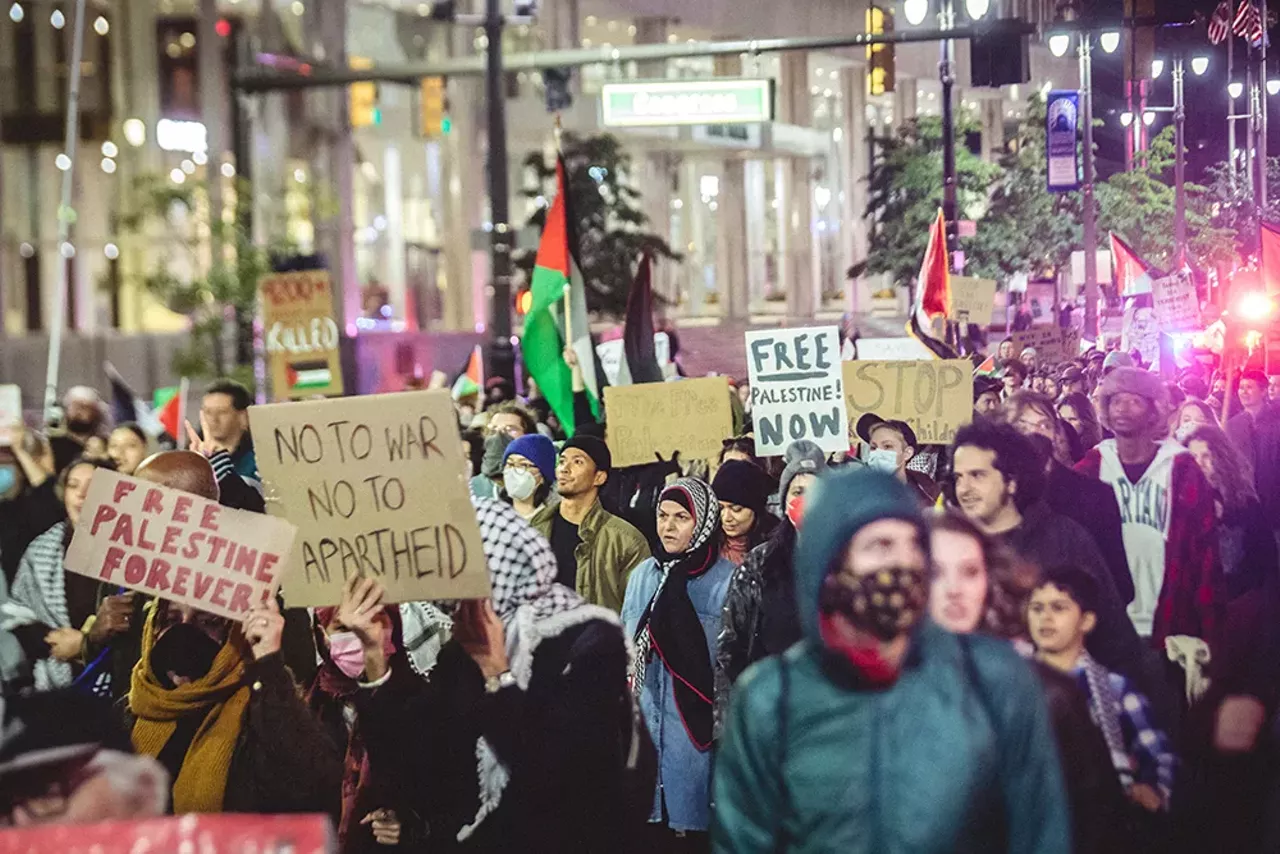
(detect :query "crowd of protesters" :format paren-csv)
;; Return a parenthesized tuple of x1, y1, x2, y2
(0, 330, 1278, 854)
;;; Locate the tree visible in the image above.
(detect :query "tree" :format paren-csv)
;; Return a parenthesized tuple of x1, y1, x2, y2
(967, 95, 1083, 280)
(514, 132, 680, 317)
(856, 112, 1002, 288)
(1199, 156, 1280, 259)
(1096, 126, 1235, 272)
(117, 175, 283, 388)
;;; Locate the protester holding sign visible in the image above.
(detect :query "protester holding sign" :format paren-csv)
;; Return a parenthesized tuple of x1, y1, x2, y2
(358, 500, 635, 854)
(187, 380, 265, 514)
(308, 576, 427, 852)
(129, 594, 342, 817)
(623, 478, 734, 848)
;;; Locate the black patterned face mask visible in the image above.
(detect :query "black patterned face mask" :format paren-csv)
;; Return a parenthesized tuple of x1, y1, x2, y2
(819, 567, 928, 641)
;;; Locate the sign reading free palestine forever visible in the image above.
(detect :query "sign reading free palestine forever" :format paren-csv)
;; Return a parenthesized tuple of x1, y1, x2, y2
(601, 79, 775, 127)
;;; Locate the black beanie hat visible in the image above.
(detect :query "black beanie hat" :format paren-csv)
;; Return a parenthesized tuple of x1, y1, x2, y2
(561, 435, 612, 474)
(711, 460, 774, 513)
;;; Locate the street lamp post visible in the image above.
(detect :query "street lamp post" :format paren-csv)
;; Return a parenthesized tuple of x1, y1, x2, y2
(485, 0, 515, 385)
(1173, 56, 1186, 263)
(1079, 35, 1099, 340)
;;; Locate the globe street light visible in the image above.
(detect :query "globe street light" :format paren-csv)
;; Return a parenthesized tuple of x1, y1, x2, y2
(1048, 33, 1071, 57)
(1120, 111, 1134, 126)
(1152, 59, 1165, 79)
(964, 0, 989, 19)
(1269, 79, 1280, 96)
(1099, 31, 1120, 54)
(1143, 110, 1157, 126)
(1190, 56, 1209, 76)
(903, 0, 930, 26)
(1229, 81, 1244, 99)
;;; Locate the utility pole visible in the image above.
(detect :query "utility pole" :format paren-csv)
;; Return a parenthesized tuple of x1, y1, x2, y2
(1174, 56, 1187, 263)
(1229, 34, 1237, 188)
(1080, 36, 1099, 340)
(485, 0, 515, 384)
(940, 0, 958, 264)
(1262, 0, 1270, 209)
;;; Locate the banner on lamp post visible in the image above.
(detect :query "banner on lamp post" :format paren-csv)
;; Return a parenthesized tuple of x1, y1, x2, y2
(1046, 90, 1082, 193)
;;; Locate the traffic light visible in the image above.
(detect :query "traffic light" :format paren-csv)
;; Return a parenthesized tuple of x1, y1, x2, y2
(350, 56, 380, 127)
(866, 5, 895, 96)
(970, 18, 1030, 87)
(420, 76, 448, 138)
(515, 287, 533, 316)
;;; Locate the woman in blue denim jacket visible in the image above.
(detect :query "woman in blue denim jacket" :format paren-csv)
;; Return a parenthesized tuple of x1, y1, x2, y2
(622, 478, 735, 852)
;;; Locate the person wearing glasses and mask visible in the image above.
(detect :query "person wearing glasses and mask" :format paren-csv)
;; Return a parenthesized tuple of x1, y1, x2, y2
(501, 434, 556, 520)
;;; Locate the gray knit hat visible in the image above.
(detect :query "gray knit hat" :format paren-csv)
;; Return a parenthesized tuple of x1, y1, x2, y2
(778, 439, 827, 503)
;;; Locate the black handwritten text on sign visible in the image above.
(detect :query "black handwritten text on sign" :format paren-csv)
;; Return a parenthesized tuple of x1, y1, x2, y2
(842, 360, 973, 445)
(247, 390, 491, 607)
(745, 326, 849, 456)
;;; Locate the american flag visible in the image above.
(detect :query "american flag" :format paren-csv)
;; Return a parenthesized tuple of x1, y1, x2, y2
(1234, 0, 1265, 46)
(1208, 0, 1233, 43)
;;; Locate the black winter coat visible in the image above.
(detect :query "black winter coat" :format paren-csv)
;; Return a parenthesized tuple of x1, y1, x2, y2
(360, 618, 631, 854)
(1045, 462, 1134, 605)
(712, 526, 800, 738)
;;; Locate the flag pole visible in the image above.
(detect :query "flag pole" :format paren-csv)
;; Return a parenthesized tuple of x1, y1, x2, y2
(552, 113, 572, 349)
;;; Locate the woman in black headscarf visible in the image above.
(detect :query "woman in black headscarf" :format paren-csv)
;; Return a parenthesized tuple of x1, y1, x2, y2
(621, 478, 736, 851)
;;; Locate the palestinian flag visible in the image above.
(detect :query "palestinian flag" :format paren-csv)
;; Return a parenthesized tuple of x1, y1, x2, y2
(1110, 232, 1154, 296)
(152, 381, 188, 446)
(288, 361, 333, 391)
(906, 209, 959, 360)
(452, 345, 483, 400)
(974, 354, 998, 375)
(523, 156, 600, 435)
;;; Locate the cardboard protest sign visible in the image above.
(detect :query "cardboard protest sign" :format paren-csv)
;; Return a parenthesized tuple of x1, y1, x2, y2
(0, 385, 20, 446)
(1150, 271, 1200, 331)
(604, 377, 733, 468)
(1010, 325, 1082, 364)
(64, 470, 297, 620)
(745, 326, 848, 456)
(1122, 301, 1160, 370)
(259, 270, 344, 399)
(949, 277, 997, 324)
(248, 390, 489, 607)
(854, 336, 935, 361)
(843, 360, 973, 445)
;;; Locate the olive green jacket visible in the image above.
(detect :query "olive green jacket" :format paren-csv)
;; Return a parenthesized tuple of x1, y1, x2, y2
(530, 497, 650, 612)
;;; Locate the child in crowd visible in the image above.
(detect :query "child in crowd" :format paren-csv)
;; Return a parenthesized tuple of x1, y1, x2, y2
(1027, 567, 1176, 815)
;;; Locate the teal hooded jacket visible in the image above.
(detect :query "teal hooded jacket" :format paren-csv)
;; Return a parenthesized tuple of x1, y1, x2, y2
(711, 469, 1071, 854)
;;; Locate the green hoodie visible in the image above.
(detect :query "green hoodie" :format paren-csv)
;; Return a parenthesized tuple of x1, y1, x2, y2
(711, 469, 1070, 854)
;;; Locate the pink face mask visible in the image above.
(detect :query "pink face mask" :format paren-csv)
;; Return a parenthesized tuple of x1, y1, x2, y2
(786, 494, 806, 530)
(327, 631, 366, 679)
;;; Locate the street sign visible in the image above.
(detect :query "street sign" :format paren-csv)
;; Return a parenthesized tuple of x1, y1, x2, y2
(600, 79, 774, 127)
(1046, 90, 1081, 192)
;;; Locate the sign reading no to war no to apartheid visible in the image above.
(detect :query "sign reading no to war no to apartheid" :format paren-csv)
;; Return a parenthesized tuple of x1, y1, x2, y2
(64, 470, 298, 621)
(843, 360, 974, 445)
(746, 326, 848, 456)
(604, 376, 733, 468)
(248, 390, 489, 607)
(260, 270, 345, 399)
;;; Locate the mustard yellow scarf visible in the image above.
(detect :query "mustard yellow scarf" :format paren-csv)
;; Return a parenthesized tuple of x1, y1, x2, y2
(129, 607, 252, 813)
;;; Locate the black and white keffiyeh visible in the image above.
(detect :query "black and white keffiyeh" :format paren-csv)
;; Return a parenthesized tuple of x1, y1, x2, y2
(460, 498, 620, 841)
(4, 523, 73, 691)
(630, 478, 720, 750)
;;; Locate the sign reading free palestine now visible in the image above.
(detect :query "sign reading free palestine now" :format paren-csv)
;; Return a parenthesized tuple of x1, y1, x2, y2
(601, 79, 775, 127)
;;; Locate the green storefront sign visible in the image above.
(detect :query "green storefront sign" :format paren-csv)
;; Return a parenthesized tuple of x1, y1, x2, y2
(600, 79, 775, 127)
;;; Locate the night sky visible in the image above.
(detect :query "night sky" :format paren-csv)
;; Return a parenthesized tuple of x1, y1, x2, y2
(1089, 0, 1278, 181)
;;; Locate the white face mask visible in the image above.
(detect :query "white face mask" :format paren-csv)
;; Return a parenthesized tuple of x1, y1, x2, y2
(867, 449, 900, 474)
(504, 466, 538, 501)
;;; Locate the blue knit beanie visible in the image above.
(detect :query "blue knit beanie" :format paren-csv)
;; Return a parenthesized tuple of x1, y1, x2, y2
(503, 434, 557, 484)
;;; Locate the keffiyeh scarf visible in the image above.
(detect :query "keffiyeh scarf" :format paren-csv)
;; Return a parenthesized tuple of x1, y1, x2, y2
(4, 523, 73, 691)
(631, 478, 720, 751)
(460, 498, 620, 841)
